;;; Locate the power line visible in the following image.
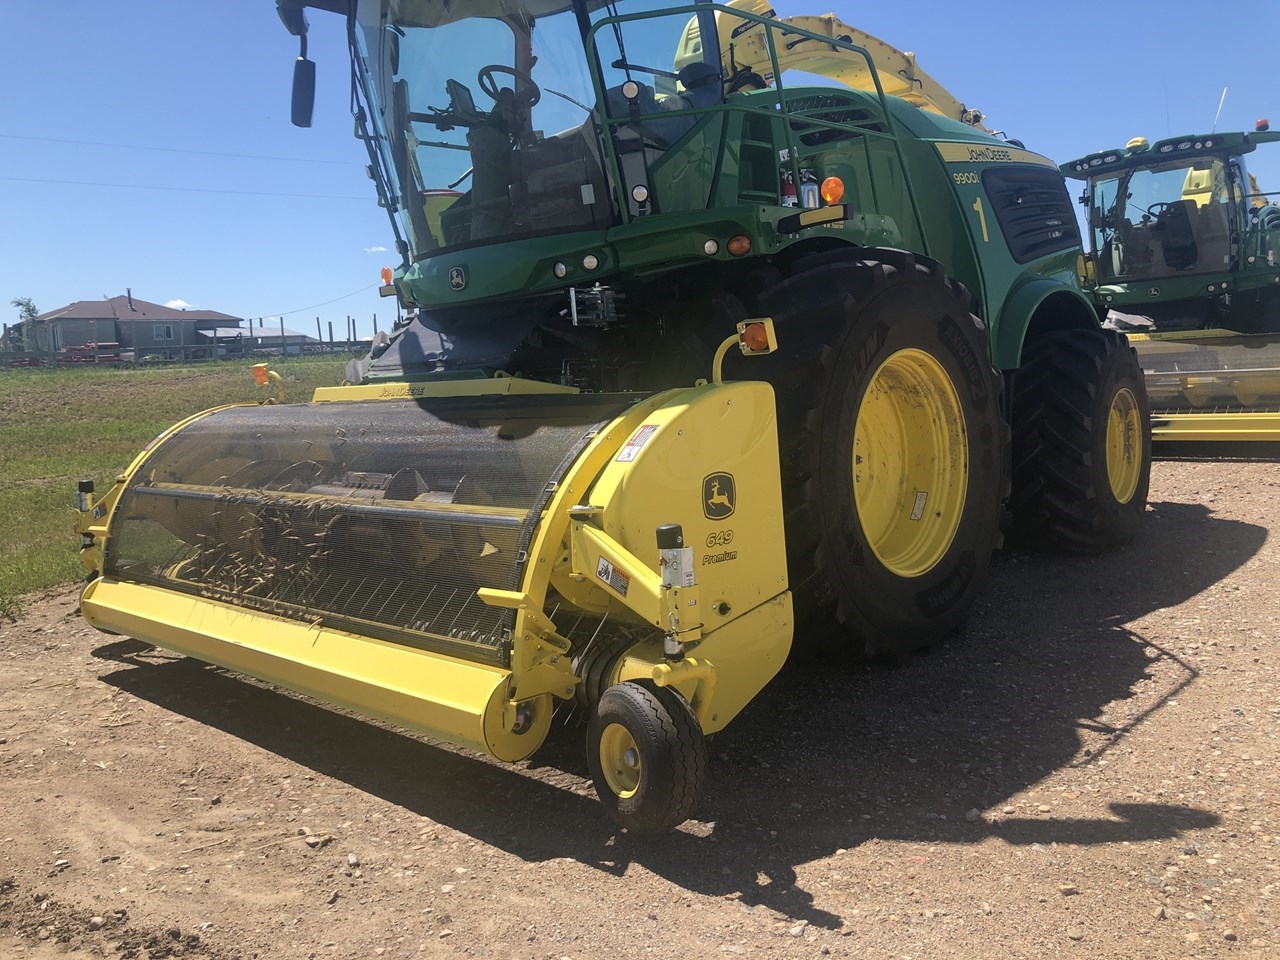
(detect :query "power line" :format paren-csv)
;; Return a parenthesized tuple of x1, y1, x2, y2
(263, 283, 384, 318)
(0, 133, 362, 167)
(0, 175, 369, 201)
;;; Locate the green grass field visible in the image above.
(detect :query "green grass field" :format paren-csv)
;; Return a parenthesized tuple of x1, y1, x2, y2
(0, 356, 347, 617)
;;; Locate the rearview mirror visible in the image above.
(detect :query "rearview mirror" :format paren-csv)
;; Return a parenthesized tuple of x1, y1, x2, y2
(292, 57, 316, 128)
(277, 7, 308, 36)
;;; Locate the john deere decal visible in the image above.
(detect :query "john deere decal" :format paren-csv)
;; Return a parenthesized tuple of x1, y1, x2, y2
(703, 472, 736, 520)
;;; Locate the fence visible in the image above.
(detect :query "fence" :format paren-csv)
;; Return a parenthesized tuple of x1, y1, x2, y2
(1, 314, 388, 370)
(0, 339, 369, 370)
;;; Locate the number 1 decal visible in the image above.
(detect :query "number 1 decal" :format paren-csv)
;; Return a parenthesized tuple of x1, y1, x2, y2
(971, 196, 989, 243)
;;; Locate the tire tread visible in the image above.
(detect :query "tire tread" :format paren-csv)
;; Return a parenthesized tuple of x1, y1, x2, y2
(735, 247, 1004, 659)
(589, 681, 706, 833)
(1010, 328, 1151, 552)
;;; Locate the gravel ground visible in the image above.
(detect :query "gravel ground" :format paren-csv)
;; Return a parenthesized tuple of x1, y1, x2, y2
(1, 459, 1277, 960)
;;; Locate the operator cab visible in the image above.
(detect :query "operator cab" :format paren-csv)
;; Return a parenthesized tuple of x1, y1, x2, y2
(1067, 132, 1280, 294)
(1062, 130, 1280, 335)
(350, 0, 728, 259)
(1085, 153, 1240, 283)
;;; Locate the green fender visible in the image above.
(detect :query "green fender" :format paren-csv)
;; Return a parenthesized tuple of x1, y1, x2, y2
(993, 277, 1099, 371)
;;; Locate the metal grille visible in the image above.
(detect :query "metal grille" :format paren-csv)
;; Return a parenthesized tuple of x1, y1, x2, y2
(105, 393, 641, 665)
(788, 93, 887, 146)
(981, 166, 1081, 263)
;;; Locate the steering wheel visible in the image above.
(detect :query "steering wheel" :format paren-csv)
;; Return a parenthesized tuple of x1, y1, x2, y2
(1145, 202, 1173, 218)
(477, 64, 540, 109)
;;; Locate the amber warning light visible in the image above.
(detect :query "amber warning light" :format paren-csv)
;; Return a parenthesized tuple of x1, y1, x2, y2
(738, 318, 777, 355)
(251, 363, 286, 403)
(710, 318, 778, 384)
(820, 176, 845, 205)
(378, 265, 399, 299)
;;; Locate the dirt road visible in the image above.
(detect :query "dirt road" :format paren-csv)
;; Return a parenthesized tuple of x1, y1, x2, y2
(1, 460, 1277, 960)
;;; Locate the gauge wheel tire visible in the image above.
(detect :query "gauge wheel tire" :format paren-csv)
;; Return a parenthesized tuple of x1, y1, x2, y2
(728, 247, 1006, 661)
(587, 680, 706, 833)
(1010, 328, 1151, 552)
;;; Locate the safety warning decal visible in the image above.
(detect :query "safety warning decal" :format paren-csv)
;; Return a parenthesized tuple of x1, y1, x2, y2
(615, 424, 658, 462)
(596, 556, 630, 597)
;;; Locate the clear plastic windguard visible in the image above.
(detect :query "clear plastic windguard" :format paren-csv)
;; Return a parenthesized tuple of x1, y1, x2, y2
(104, 394, 640, 664)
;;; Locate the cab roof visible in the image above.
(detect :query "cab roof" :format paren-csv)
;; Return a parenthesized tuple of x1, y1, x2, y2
(1061, 130, 1280, 179)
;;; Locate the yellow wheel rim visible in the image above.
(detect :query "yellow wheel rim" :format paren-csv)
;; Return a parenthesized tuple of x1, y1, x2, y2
(1106, 386, 1142, 504)
(853, 348, 968, 578)
(599, 722, 641, 799)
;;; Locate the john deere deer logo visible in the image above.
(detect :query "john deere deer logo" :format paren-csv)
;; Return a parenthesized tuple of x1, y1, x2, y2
(449, 266, 467, 291)
(703, 472, 736, 520)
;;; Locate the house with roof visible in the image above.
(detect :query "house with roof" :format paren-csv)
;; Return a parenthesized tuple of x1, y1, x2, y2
(14, 290, 246, 360)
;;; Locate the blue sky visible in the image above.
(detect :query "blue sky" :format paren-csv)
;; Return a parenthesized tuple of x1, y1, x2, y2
(4, 0, 1278, 340)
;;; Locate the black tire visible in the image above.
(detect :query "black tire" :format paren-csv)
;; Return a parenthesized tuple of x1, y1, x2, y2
(734, 248, 1006, 660)
(1010, 328, 1151, 552)
(587, 680, 706, 833)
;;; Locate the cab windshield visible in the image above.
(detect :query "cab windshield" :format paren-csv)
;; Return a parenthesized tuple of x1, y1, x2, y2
(352, 0, 721, 258)
(1088, 157, 1240, 282)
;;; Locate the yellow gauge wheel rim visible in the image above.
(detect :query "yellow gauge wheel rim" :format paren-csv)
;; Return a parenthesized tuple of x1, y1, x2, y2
(599, 722, 641, 799)
(1106, 386, 1143, 504)
(852, 348, 968, 578)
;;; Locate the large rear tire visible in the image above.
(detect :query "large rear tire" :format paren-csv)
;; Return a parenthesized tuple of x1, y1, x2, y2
(587, 681, 706, 833)
(738, 248, 1006, 660)
(1010, 328, 1151, 551)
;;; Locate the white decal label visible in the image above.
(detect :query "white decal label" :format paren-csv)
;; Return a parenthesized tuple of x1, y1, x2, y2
(910, 491, 929, 521)
(615, 424, 658, 462)
(596, 556, 630, 596)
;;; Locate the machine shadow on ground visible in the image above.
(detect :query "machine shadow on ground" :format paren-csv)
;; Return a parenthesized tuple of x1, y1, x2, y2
(96, 497, 1263, 928)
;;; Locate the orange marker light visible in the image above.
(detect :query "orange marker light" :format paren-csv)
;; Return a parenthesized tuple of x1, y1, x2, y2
(820, 176, 845, 205)
(380, 266, 394, 285)
(727, 234, 752, 257)
(252, 363, 271, 386)
(741, 321, 771, 352)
